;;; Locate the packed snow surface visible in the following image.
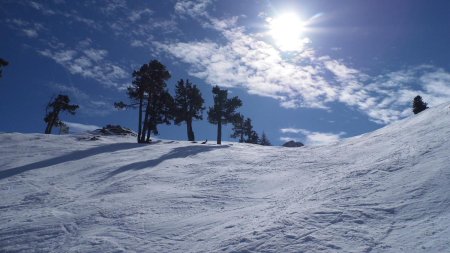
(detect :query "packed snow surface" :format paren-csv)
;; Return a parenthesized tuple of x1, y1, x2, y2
(1, 103, 450, 252)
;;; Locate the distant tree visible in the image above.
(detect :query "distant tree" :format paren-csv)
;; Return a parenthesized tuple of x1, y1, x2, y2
(115, 60, 173, 143)
(173, 79, 205, 141)
(44, 94, 79, 134)
(412, 95, 428, 114)
(207, 86, 242, 144)
(259, 132, 272, 146)
(232, 116, 259, 144)
(59, 123, 69, 135)
(243, 118, 259, 144)
(0, 58, 8, 78)
(230, 113, 245, 142)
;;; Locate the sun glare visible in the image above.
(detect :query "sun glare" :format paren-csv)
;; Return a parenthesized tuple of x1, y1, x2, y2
(269, 12, 304, 51)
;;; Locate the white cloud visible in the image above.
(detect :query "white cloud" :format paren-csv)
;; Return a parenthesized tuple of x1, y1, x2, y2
(22, 28, 39, 38)
(101, 0, 127, 14)
(6, 18, 45, 38)
(29, 1, 55, 15)
(280, 128, 345, 146)
(174, 0, 212, 18)
(280, 128, 303, 134)
(128, 8, 153, 22)
(130, 39, 145, 47)
(279, 137, 301, 143)
(155, 27, 336, 110)
(306, 132, 343, 146)
(83, 48, 108, 62)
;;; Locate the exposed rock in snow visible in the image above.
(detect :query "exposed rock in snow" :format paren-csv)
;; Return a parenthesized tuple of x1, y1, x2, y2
(282, 140, 304, 147)
(1, 102, 450, 252)
(92, 124, 137, 136)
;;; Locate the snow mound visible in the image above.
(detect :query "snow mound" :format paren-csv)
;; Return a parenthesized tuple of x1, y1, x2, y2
(1, 103, 450, 252)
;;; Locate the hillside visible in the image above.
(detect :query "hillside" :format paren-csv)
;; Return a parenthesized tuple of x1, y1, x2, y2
(1, 103, 450, 252)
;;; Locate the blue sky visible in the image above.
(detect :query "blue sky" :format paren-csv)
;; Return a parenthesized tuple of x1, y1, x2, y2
(1, 0, 450, 145)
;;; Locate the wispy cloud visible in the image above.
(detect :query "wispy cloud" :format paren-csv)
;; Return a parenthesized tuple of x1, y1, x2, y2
(39, 39, 128, 89)
(174, 0, 212, 18)
(48, 83, 114, 116)
(280, 128, 345, 146)
(128, 8, 153, 22)
(5, 18, 45, 38)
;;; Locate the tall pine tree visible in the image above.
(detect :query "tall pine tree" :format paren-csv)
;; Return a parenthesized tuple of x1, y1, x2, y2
(412, 95, 428, 114)
(44, 94, 79, 134)
(173, 79, 205, 141)
(207, 86, 242, 144)
(115, 60, 173, 143)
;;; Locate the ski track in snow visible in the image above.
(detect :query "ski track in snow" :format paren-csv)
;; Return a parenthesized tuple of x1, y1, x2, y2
(1, 103, 450, 252)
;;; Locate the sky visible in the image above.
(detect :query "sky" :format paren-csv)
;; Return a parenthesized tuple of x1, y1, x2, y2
(1, 0, 450, 146)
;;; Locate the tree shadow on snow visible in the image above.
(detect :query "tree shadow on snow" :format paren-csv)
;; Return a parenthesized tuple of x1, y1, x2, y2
(0, 142, 145, 180)
(107, 144, 229, 177)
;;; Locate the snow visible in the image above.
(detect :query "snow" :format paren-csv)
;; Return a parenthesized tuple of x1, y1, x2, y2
(1, 103, 450, 252)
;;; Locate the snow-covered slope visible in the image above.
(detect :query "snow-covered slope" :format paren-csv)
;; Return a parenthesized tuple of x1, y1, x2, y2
(1, 103, 449, 252)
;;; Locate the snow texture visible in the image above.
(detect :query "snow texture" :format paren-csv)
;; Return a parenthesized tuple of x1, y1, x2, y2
(1, 103, 450, 252)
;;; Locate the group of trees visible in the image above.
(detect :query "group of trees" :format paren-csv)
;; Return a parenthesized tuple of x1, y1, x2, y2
(115, 60, 174, 143)
(116, 59, 271, 145)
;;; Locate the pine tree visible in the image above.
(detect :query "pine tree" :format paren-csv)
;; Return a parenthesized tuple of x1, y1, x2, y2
(207, 86, 242, 144)
(143, 88, 174, 141)
(259, 132, 272, 146)
(115, 60, 173, 143)
(0, 58, 8, 78)
(44, 94, 79, 134)
(412, 95, 428, 114)
(243, 118, 259, 144)
(173, 79, 205, 141)
(230, 113, 245, 143)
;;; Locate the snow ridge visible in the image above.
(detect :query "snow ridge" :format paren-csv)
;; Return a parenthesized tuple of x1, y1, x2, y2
(1, 103, 450, 252)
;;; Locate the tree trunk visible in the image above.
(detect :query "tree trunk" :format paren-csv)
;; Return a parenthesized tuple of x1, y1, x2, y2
(217, 117, 222, 145)
(44, 113, 54, 134)
(45, 110, 59, 134)
(137, 97, 143, 143)
(140, 100, 151, 143)
(187, 118, 194, 141)
(145, 124, 151, 142)
(44, 122, 52, 134)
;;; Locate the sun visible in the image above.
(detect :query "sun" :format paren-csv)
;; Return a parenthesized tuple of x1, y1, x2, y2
(269, 12, 304, 51)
